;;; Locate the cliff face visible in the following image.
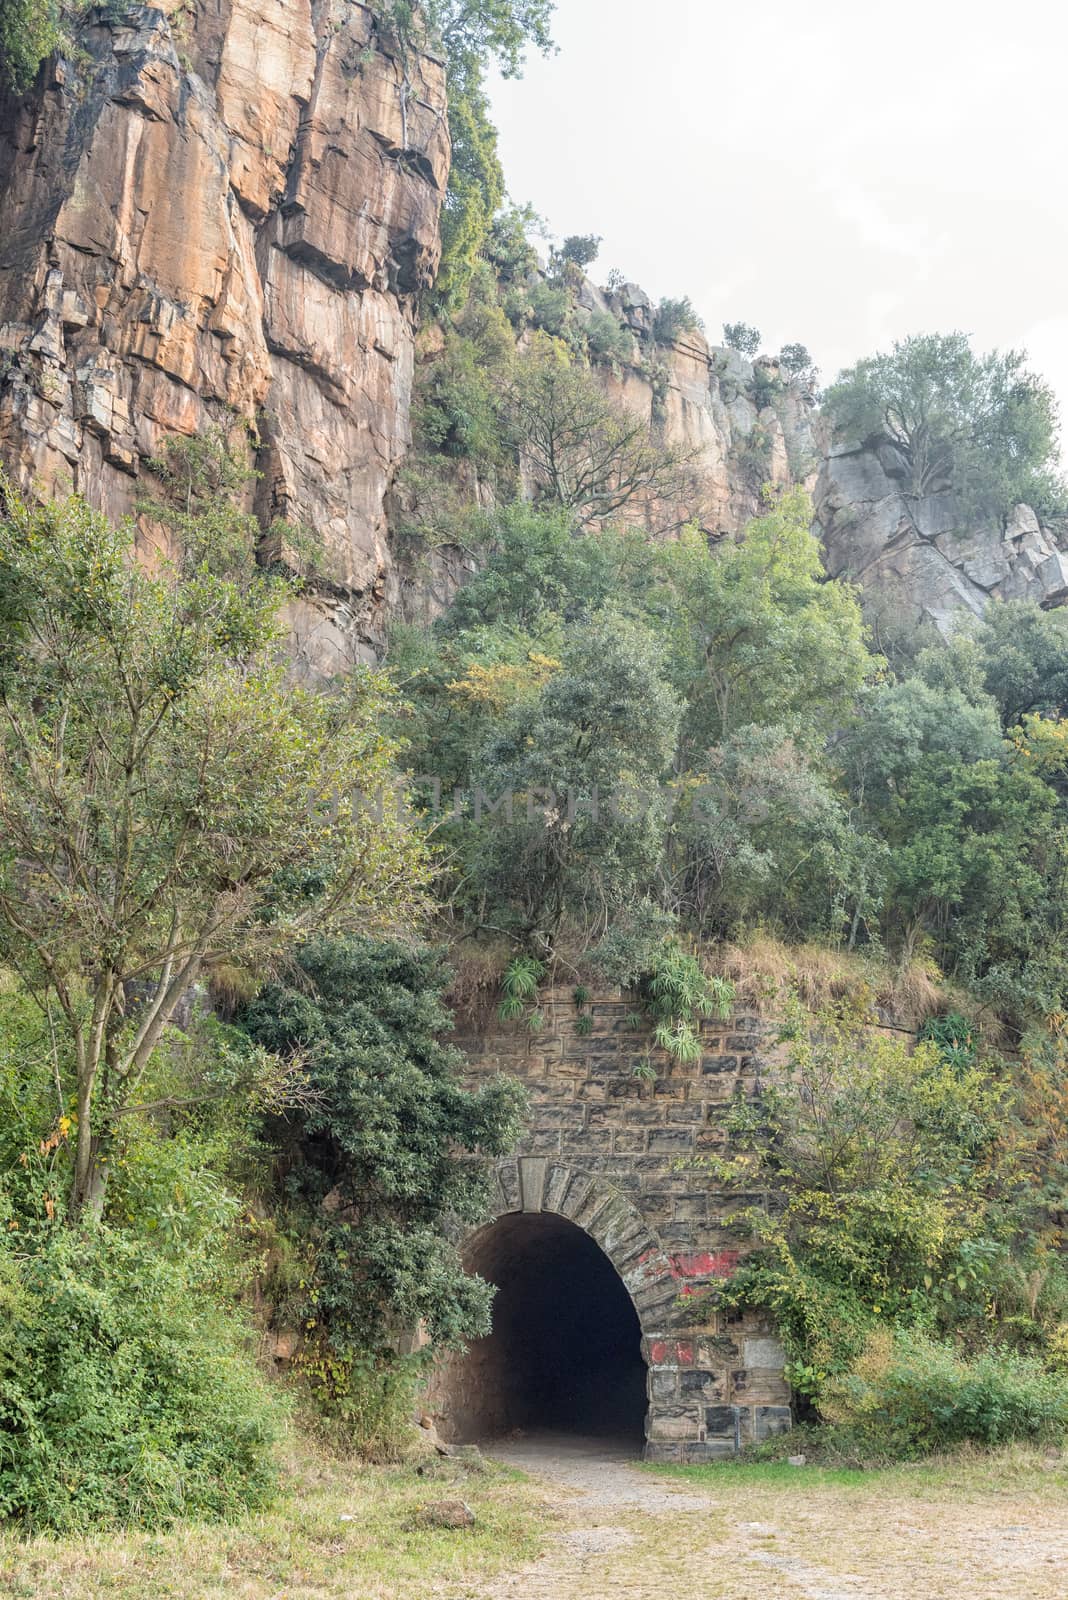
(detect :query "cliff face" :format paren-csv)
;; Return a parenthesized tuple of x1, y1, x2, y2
(815, 443, 1068, 633)
(1, 13, 1065, 649)
(584, 279, 819, 538)
(0, 0, 448, 672)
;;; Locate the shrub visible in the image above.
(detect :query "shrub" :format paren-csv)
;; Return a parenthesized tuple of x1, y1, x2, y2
(823, 1329, 1068, 1454)
(586, 310, 634, 365)
(0, 1224, 281, 1531)
(527, 280, 571, 337)
(653, 296, 703, 344)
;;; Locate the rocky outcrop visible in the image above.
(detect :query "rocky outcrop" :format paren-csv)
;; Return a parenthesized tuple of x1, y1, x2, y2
(586, 279, 819, 539)
(815, 443, 1068, 632)
(0, 0, 449, 671)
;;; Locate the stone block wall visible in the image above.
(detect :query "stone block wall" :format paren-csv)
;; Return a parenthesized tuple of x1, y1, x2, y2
(448, 987, 792, 1461)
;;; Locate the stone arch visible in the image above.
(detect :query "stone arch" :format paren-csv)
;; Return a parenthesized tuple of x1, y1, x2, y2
(482, 1156, 680, 1338)
(430, 1159, 680, 1446)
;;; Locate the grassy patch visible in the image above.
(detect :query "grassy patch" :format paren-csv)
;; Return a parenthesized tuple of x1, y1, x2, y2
(645, 1441, 1068, 1500)
(0, 1434, 549, 1600)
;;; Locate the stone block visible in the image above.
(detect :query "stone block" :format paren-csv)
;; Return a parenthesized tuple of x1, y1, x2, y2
(704, 1404, 741, 1441)
(753, 1405, 793, 1442)
(649, 1368, 678, 1401)
(743, 1337, 785, 1370)
(646, 1411, 703, 1443)
(648, 1128, 695, 1154)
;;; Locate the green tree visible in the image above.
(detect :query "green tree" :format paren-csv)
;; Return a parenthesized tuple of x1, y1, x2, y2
(238, 938, 525, 1378)
(658, 488, 874, 752)
(722, 321, 761, 356)
(653, 296, 703, 344)
(823, 332, 1065, 519)
(670, 724, 885, 941)
(0, 481, 428, 1214)
(462, 614, 681, 950)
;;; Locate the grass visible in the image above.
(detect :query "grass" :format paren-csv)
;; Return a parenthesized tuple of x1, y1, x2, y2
(645, 1441, 1068, 1499)
(0, 1434, 550, 1600)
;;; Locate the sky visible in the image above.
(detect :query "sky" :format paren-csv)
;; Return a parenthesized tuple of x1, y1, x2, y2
(487, 0, 1068, 450)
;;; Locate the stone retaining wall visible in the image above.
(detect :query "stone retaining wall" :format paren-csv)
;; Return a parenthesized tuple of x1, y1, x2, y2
(446, 988, 792, 1461)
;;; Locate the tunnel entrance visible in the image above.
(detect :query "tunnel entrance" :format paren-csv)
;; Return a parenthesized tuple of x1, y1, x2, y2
(449, 1212, 647, 1447)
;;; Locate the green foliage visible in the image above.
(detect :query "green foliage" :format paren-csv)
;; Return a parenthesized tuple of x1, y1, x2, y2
(778, 342, 813, 374)
(0, 474, 428, 1213)
(658, 487, 874, 753)
(671, 724, 886, 940)
(585, 309, 634, 366)
(637, 941, 733, 1065)
(498, 953, 545, 1022)
(0, 0, 69, 93)
(722, 321, 761, 356)
(239, 938, 526, 1401)
(653, 296, 703, 344)
(415, 298, 514, 465)
(461, 613, 681, 949)
(716, 1001, 1023, 1403)
(556, 233, 601, 269)
(436, 78, 505, 308)
(823, 1329, 1068, 1454)
(390, 1, 554, 307)
(0, 1223, 280, 1531)
(823, 332, 1066, 520)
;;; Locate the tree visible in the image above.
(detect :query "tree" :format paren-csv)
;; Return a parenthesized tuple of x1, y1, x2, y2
(823, 333, 1065, 520)
(422, 0, 555, 86)
(557, 233, 601, 270)
(434, 75, 505, 307)
(463, 614, 681, 950)
(717, 1001, 1012, 1400)
(239, 938, 525, 1373)
(778, 342, 813, 374)
(970, 600, 1068, 726)
(722, 321, 761, 356)
(669, 724, 884, 941)
(503, 342, 695, 528)
(658, 488, 874, 752)
(0, 481, 428, 1214)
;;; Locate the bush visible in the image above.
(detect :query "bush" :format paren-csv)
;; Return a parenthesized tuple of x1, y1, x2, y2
(654, 296, 703, 344)
(586, 310, 634, 365)
(0, 1224, 281, 1531)
(823, 1329, 1068, 1455)
(0, 0, 67, 93)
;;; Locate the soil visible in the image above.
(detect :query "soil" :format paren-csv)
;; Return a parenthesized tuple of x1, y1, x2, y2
(467, 1432, 1068, 1600)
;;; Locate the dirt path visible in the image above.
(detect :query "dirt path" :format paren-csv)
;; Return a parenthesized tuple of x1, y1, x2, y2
(471, 1433, 1068, 1600)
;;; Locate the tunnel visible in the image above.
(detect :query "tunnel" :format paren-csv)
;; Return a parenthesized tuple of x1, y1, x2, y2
(447, 1211, 647, 1447)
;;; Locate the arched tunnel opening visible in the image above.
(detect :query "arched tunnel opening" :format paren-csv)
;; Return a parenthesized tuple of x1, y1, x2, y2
(447, 1212, 647, 1447)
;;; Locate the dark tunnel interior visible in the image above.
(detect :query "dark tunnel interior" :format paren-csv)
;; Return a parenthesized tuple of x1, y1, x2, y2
(452, 1212, 647, 1446)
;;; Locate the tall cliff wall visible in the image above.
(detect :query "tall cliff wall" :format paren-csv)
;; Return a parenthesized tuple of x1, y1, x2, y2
(0, 0, 448, 673)
(1, 11, 1065, 643)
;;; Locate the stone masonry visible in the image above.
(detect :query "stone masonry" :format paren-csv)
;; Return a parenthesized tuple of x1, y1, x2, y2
(445, 986, 792, 1462)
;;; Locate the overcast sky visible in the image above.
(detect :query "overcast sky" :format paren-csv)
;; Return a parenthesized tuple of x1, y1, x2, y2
(488, 0, 1068, 451)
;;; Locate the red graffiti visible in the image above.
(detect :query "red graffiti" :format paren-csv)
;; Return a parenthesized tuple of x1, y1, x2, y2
(648, 1339, 694, 1366)
(669, 1250, 740, 1281)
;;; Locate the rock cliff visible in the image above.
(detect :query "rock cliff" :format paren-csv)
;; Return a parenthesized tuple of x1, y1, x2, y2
(0, 9, 1065, 646)
(0, 0, 448, 672)
(815, 442, 1068, 633)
